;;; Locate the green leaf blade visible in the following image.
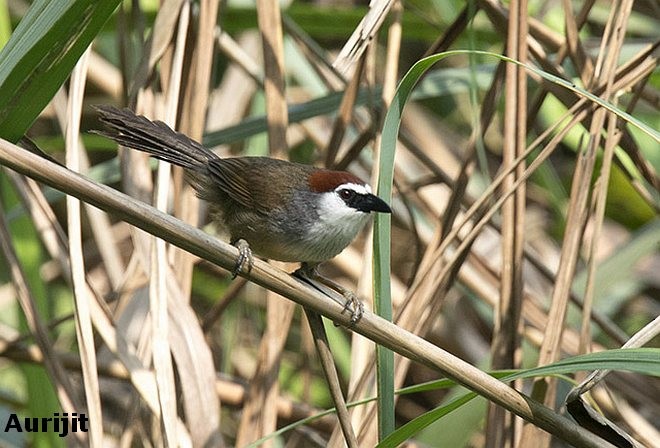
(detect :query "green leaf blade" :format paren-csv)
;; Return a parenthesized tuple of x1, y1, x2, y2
(0, 0, 121, 142)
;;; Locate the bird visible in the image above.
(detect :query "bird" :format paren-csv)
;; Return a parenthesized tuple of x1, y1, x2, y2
(94, 105, 391, 323)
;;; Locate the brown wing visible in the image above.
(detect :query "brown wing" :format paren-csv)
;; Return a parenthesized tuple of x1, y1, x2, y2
(206, 157, 316, 215)
(207, 158, 256, 210)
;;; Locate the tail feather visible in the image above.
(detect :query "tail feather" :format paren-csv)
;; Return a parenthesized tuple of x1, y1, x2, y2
(93, 105, 216, 170)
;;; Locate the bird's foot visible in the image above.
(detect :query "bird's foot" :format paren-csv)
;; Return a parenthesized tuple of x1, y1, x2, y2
(294, 264, 364, 324)
(231, 239, 253, 278)
(340, 289, 364, 324)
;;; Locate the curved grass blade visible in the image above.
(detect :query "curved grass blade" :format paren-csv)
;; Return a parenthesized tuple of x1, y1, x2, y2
(375, 48, 657, 445)
(376, 348, 660, 447)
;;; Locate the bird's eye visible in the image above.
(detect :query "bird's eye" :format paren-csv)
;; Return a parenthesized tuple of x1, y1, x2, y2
(338, 189, 354, 200)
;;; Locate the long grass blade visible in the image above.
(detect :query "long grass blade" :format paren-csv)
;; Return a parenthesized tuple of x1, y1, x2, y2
(0, 0, 121, 141)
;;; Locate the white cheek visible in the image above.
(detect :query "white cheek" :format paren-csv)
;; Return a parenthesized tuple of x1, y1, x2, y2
(317, 192, 366, 224)
(307, 193, 370, 248)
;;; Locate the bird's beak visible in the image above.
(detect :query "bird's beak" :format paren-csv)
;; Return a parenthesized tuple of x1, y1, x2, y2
(360, 194, 392, 214)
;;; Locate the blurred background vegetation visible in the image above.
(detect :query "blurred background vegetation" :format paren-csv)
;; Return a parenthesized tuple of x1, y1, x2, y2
(0, 0, 657, 447)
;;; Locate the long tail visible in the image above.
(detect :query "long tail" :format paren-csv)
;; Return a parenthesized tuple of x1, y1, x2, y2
(94, 105, 217, 170)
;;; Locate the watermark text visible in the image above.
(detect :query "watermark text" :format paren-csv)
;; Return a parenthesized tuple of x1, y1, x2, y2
(3, 413, 88, 438)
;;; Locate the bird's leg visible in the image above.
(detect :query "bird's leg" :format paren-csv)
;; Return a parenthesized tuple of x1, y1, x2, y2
(294, 263, 364, 324)
(230, 238, 253, 278)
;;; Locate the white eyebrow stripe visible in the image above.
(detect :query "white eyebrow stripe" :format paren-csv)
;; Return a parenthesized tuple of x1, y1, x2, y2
(335, 182, 371, 195)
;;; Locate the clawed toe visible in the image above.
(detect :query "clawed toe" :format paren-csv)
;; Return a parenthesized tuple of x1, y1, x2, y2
(340, 291, 364, 324)
(232, 239, 253, 278)
(295, 264, 364, 325)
